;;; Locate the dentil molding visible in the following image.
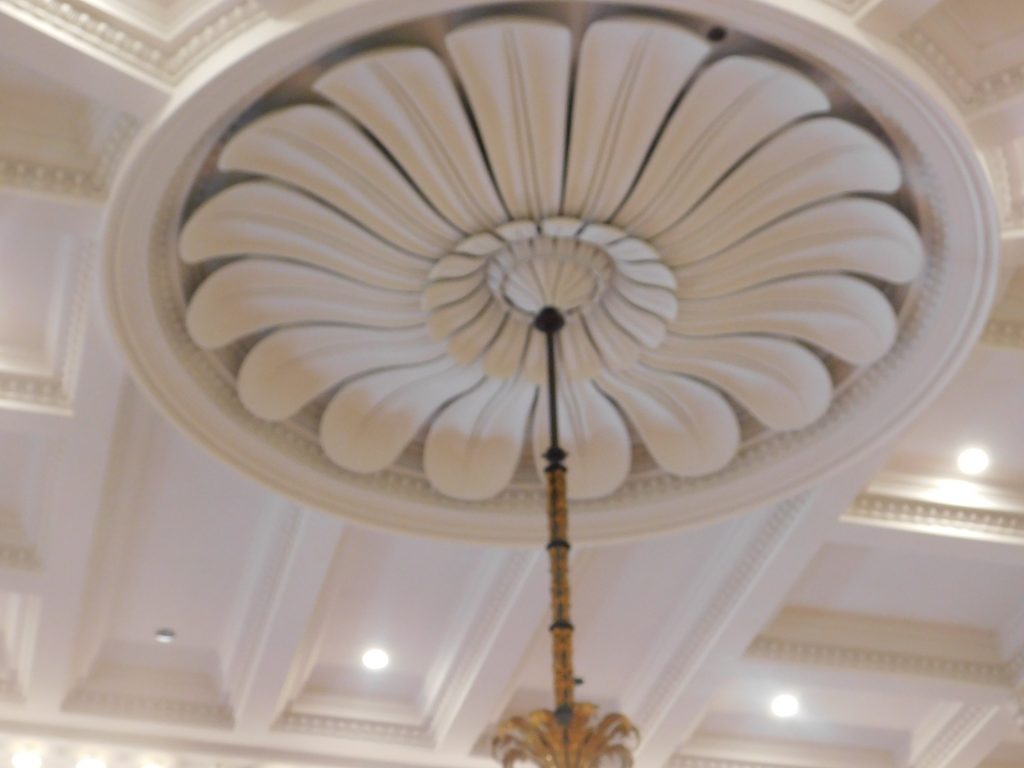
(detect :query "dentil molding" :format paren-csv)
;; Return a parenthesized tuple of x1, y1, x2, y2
(846, 492, 1024, 543)
(0, 0, 264, 84)
(902, 26, 1024, 111)
(0, 243, 94, 414)
(0, 114, 137, 201)
(748, 636, 1012, 687)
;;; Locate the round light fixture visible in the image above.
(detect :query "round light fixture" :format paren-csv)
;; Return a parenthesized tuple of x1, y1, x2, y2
(770, 693, 800, 718)
(956, 446, 990, 476)
(361, 648, 390, 671)
(11, 751, 42, 768)
(154, 628, 176, 644)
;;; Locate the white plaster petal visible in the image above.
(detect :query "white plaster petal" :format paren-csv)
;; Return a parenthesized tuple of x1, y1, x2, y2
(674, 198, 925, 298)
(238, 326, 444, 420)
(642, 335, 833, 430)
(656, 118, 903, 265)
(216, 105, 459, 255)
(186, 259, 423, 349)
(670, 275, 899, 365)
(617, 56, 829, 236)
(563, 17, 710, 221)
(314, 47, 506, 232)
(424, 376, 537, 500)
(430, 254, 486, 280)
(559, 321, 604, 382)
(581, 305, 643, 371)
(427, 285, 492, 340)
(446, 301, 507, 365)
(320, 359, 484, 473)
(448, 19, 570, 219)
(483, 317, 531, 379)
(421, 271, 485, 311)
(601, 290, 668, 349)
(597, 367, 740, 477)
(612, 273, 678, 321)
(181, 182, 429, 291)
(533, 378, 631, 500)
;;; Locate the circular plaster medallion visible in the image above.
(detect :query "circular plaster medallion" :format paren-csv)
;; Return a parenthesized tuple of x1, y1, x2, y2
(103, 0, 999, 544)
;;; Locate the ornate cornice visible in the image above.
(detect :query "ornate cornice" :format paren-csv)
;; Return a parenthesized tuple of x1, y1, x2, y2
(63, 689, 234, 728)
(982, 320, 1024, 350)
(0, 0, 265, 84)
(274, 712, 433, 747)
(0, 115, 136, 201)
(982, 146, 1024, 231)
(847, 492, 1024, 542)
(748, 636, 1011, 687)
(902, 27, 1024, 111)
(0, 243, 94, 414)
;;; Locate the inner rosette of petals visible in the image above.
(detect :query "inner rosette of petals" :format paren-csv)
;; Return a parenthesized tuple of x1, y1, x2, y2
(424, 218, 679, 383)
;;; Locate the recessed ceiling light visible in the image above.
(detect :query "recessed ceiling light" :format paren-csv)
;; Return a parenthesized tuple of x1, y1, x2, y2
(75, 758, 105, 768)
(362, 648, 390, 671)
(12, 751, 42, 768)
(957, 447, 989, 476)
(154, 628, 176, 644)
(770, 693, 800, 718)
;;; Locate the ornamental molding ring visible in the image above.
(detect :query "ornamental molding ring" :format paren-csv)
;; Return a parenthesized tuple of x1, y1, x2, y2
(102, 0, 999, 544)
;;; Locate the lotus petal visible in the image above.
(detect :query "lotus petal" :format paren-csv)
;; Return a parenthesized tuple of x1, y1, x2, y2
(315, 46, 506, 232)
(238, 326, 444, 420)
(217, 105, 459, 255)
(447, 19, 571, 219)
(425, 376, 537, 499)
(597, 367, 740, 476)
(181, 182, 429, 291)
(656, 118, 903, 266)
(617, 56, 829, 236)
(670, 275, 898, 365)
(320, 359, 483, 473)
(674, 198, 924, 298)
(642, 335, 832, 430)
(563, 17, 709, 220)
(533, 378, 631, 499)
(186, 259, 423, 349)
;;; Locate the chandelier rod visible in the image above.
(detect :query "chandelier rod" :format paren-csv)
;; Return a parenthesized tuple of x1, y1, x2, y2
(533, 305, 575, 726)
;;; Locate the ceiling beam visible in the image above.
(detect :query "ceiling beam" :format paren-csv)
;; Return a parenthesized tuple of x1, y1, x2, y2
(0, 6, 170, 120)
(630, 460, 884, 768)
(910, 704, 1012, 768)
(229, 509, 346, 732)
(430, 550, 548, 755)
(22, 312, 127, 712)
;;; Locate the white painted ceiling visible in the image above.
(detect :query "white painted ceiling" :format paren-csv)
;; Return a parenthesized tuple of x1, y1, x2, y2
(0, 2, 1023, 768)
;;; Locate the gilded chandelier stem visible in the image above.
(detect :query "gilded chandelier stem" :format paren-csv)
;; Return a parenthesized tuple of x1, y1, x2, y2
(492, 306, 638, 768)
(535, 306, 576, 724)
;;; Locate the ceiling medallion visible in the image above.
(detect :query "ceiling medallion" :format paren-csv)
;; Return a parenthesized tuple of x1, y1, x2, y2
(103, 1, 999, 543)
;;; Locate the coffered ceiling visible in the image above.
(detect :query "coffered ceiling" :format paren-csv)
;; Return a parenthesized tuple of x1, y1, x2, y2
(0, 1, 1023, 768)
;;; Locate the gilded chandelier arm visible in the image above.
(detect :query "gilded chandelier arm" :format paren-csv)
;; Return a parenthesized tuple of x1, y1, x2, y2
(534, 306, 576, 724)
